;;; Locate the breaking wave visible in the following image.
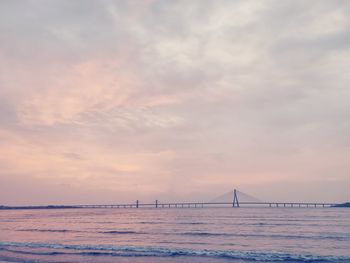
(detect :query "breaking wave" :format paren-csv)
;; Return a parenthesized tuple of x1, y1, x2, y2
(1, 241, 349, 262)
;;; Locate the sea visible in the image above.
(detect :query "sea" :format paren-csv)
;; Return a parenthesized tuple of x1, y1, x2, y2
(0, 207, 349, 263)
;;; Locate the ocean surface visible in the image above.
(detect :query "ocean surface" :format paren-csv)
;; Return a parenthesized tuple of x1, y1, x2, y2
(0, 207, 349, 263)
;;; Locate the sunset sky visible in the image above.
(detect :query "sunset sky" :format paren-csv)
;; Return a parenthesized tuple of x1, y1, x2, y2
(1, 0, 350, 205)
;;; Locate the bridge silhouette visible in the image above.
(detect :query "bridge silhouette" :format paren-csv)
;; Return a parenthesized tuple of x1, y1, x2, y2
(0, 189, 339, 210)
(71, 189, 336, 209)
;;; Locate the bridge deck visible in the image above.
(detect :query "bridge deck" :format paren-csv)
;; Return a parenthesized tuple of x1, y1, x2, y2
(1, 202, 339, 210)
(75, 202, 337, 209)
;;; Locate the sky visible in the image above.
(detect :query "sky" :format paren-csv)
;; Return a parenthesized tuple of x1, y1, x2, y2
(0, 0, 350, 205)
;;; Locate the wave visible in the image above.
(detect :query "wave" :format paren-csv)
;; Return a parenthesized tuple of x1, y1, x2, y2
(1, 241, 349, 262)
(17, 229, 79, 233)
(100, 230, 141, 234)
(178, 232, 349, 241)
(17, 229, 141, 235)
(139, 221, 206, 225)
(177, 222, 206, 225)
(181, 232, 232, 237)
(139, 221, 162, 224)
(15, 229, 348, 241)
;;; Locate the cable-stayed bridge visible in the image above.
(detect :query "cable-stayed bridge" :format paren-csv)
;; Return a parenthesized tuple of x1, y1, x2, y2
(1, 189, 340, 210)
(206, 189, 337, 208)
(210, 189, 262, 204)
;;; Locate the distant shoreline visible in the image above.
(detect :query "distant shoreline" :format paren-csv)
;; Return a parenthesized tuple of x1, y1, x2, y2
(331, 202, 350, 207)
(0, 205, 81, 210)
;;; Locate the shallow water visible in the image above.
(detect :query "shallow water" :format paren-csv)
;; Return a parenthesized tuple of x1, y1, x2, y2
(0, 207, 349, 262)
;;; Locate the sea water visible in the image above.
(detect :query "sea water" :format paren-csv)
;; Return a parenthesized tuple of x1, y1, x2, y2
(0, 207, 349, 262)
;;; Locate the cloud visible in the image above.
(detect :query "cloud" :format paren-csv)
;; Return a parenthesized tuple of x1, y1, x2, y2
(0, 0, 350, 204)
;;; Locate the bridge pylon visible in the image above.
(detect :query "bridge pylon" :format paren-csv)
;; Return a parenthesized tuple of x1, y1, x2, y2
(232, 189, 240, 207)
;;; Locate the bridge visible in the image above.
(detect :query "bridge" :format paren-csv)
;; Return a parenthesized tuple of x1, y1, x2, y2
(0, 189, 340, 209)
(72, 189, 337, 209)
